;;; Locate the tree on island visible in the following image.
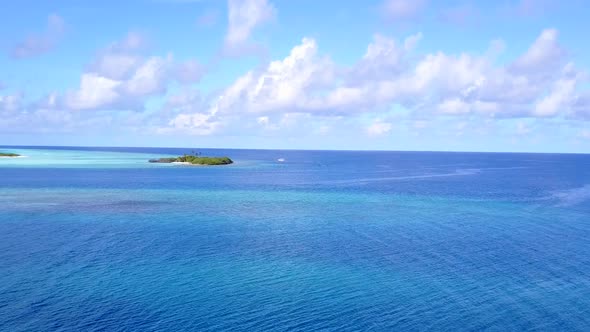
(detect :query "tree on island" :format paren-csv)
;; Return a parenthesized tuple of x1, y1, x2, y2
(149, 154, 233, 165)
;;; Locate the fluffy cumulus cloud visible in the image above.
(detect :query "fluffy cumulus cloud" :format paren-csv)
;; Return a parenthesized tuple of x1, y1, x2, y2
(0, 90, 110, 135)
(225, 0, 275, 48)
(154, 89, 222, 136)
(161, 113, 220, 136)
(11, 14, 65, 59)
(215, 38, 336, 113)
(510, 29, 564, 75)
(0, 31, 210, 137)
(533, 71, 577, 117)
(49, 32, 206, 112)
(162, 37, 334, 135)
(88, 32, 146, 80)
(163, 27, 589, 136)
(6, 16, 589, 143)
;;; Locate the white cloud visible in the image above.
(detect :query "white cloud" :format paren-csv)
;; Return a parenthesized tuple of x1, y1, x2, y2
(255, 115, 283, 131)
(55, 33, 203, 111)
(367, 120, 392, 136)
(11, 14, 65, 59)
(166, 28, 590, 137)
(65, 74, 122, 110)
(437, 98, 471, 114)
(14, 27, 589, 140)
(154, 88, 220, 136)
(123, 56, 172, 97)
(64, 55, 173, 111)
(351, 33, 421, 82)
(534, 77, 576, 117)
(210, 38, 335, 114)
(510, 29, 564, 75)
(162, 113, 220, 135)
(109, 31, 147, 52)
(0, 88, 124, 135)
(90, 54, 142, 81)
(88, 32, 147, 80)
(225, 0, 275, 47)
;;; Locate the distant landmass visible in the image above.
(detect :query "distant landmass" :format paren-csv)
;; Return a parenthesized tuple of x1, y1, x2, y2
(149, 154, 233, 166)
(0, 152, 20, 157)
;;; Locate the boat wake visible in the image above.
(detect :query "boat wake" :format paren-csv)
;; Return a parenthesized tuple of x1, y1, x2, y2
(316, 168, 481, 185)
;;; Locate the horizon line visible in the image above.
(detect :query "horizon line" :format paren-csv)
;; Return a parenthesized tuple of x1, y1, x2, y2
(1, 144, 589, 156)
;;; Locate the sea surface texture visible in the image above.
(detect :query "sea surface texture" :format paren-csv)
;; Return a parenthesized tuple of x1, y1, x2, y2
(1, 146, 590, 331)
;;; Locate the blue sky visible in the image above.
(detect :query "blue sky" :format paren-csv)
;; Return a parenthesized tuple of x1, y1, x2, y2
(1, 0, 589, 152)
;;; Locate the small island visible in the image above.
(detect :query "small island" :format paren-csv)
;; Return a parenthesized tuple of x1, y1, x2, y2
(0, 152, 20, 157)
(149, 154, 233, 166)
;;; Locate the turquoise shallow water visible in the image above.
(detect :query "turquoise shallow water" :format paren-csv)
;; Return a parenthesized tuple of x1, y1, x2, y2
(1, 147, 590, 331)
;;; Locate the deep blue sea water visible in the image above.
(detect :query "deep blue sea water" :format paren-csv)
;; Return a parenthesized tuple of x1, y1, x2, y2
(1, 146, 590, 331)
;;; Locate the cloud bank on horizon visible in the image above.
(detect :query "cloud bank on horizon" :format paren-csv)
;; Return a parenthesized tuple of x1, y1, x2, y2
(0, 0, 589, 152)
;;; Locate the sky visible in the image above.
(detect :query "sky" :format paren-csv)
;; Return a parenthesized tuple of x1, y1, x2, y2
(1, 0, 589, 152)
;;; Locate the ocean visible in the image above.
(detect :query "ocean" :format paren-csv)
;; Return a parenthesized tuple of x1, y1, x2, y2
(1, 146, 590, 331)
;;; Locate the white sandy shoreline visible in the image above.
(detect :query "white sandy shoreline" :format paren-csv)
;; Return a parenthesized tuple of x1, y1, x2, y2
(170, 161, 214, 166)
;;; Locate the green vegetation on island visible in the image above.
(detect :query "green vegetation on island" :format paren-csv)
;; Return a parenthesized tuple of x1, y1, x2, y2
(149, 154, 233, 165)
(0, 152, 20, 157)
